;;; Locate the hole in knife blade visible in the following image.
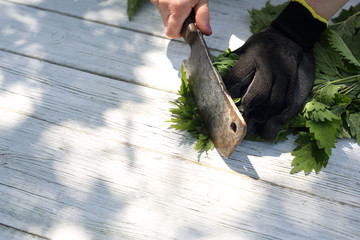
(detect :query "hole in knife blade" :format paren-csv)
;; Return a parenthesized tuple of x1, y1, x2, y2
(230, 122, 237, 133)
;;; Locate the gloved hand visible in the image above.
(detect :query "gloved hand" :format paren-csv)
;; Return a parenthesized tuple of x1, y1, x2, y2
(223, 0, 327, 141)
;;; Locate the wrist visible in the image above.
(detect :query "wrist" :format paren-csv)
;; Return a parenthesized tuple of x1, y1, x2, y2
(270, 0, 327, 50)
(292, 0, 328, 25)
(305, 0, 349, 20)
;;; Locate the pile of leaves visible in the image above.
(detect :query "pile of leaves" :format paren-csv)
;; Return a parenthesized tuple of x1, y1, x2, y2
(169, 1, 360, 174)
(249, 2, 360, 174)
(169, 66, 215, 152)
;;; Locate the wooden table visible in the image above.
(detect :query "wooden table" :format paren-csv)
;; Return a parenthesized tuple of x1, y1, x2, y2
(1, 0, 359, 239)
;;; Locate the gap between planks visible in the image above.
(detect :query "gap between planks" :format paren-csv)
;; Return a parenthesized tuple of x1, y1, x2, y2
(2, 0, 171, 41)
(1, 50, 359, 207)
(0, 47, 180, 94)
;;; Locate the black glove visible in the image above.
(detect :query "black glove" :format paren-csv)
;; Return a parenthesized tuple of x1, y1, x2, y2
(223, 0, 327, 141)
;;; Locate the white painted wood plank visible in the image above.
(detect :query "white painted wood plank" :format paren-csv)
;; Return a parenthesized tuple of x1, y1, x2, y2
(0, 51, 359, 239)
(0, 51, 359, 203)
(0, 1, 360, 239)
(5, 0, 358, 50)
(4, 0, 287, 50)
(1, 115, 359, 240)
(0, 0, 187, 93)
(1, 0, 357, 92)
(0, 224, 47, 240)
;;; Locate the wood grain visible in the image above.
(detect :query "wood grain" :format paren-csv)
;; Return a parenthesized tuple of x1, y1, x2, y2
(4, 0, 287, 49)
(0, 0, 359, 239)
(1, 51, 359, 239)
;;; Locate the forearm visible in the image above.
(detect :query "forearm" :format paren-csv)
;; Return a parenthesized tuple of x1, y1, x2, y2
(305, 0, 349, 20)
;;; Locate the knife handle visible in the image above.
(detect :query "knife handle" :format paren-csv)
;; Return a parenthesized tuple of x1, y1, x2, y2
(181, 10, 198, 45)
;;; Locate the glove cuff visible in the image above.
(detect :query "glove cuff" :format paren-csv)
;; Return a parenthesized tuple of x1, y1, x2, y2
(270, 0, 327, 51)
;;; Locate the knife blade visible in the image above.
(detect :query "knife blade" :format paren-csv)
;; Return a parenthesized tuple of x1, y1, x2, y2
(181, 11, 247, 158)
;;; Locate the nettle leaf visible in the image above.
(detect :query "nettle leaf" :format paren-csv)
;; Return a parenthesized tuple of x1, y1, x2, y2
(312, 109, 340, 122)
(213, 50, 240, 78)
(331, 94, 352, 116)
(327, 28, 360, 68)
(306, 119, 342, 156)
(195, 134, 215, 152)
(331, 11, 360, 61)
(248, 0, 287, 34)
(337, 125, 352, 139)
(313, 72, 332, 87)
(291, 132, 328, 174)
(169, 66, 214, 153)
(314, 84, 343, 104)
(347, 112, 360, 143)
(313, 36, 343, 79)
(348, 98, 360, 112)
(332, 3, 360, 23)
(303, 100, 327, 118)
(303, 98, 343, 122)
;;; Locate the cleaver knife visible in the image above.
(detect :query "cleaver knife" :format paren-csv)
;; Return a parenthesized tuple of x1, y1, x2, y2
(181, 12, 247, 158)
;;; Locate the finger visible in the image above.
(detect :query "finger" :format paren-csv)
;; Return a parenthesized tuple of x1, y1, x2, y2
(250, 71, 290, 122)
(194, 1, 212, 36)
(223, 46, 255, 99)
(238, 64, 273, 117)
(262, 52, 315, 140)
(244, 118, 257, 138)
(154, 0, 192, 38)
(165, 8, 191, 38)
(156, 0, 210, 38)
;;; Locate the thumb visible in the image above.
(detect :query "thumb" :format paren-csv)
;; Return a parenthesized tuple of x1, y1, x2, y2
(194, 1, 212, 36)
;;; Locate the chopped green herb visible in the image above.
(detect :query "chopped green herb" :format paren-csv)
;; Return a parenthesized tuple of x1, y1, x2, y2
(168, 65, 214, 153)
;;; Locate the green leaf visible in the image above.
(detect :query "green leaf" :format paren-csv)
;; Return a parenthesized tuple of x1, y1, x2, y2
(331, 11, 360, 61)
(332, 3, 360, 23)
(195, 134, 214, 152)
(212, 50, 239, 78)
(348, 98, 360, 112)
(312, 35, 344, 80)
(233, 98, 241, 104)
(305, 119, 342, 156)
(127, 0, 146, 21)
(331, 94, 352, 116)
(303, 100, 327, 118)
(312, 109, 340, 122)
(169, 65, 214, 153)
(347, 112, 360, 143)
(337, 125, 352, 139)
(327, 28, 360, 68)
(291, 132, 329, 174)
(248, 0, 287, 34)
(314, 84, 343, 104)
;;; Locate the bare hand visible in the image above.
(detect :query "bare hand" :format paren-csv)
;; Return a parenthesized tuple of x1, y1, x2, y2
(151, 0, 212, 38)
